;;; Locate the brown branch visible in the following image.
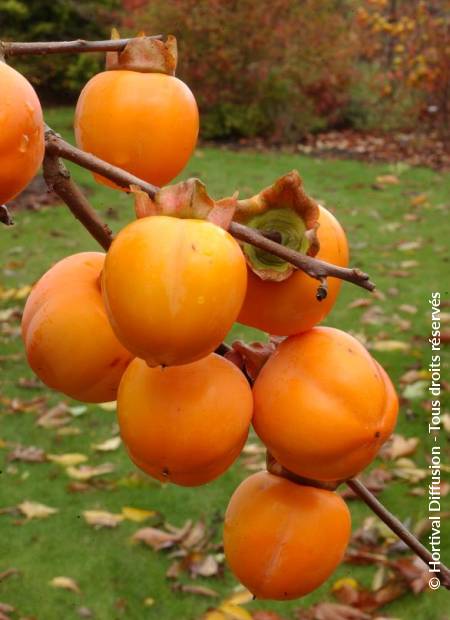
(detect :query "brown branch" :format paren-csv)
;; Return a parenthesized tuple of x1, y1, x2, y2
(42, 152, 113, 251)
(0, 204, 14, 226)
(347, 478, 450, 589)
(1, 37, 162, 57)
(44, 129, 375, 292)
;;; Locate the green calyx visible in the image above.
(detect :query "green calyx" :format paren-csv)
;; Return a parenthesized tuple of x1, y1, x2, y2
(243, 208, 309, 279)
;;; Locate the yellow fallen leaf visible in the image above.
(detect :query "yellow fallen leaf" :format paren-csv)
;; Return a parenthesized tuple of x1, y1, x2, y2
(371, 340, 410, 352)
(48, 453, 88, 467)
(121, 506, 157, 522)
(66, 463, 115, 481)
(83, 510, 124, 528)
(218, 603, 253, 620)
(92, 436, 121, 452)
(0, 285, 32, 301)
(18, 501, 58, 520)
(376, 174, 400, 185)
(143, 597, 155, 607)
(221, 589, 254, 606)
(98, 401, 117, 411)
(332, 577, 359, 591)
(203, 612, 226, 620)
(50, 576, 80, 594)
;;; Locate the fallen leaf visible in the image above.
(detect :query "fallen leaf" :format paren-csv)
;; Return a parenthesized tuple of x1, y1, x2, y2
(253, 612, 288, 620)
(48, 453, 88, 467)
(82, 510, 124, 528)
(133, 526, 181, 550)
(92, 436, 121, 452)
(371, 340, 410, 352)
(7, 445, 46, 463)
(98, 401, 116, 411)
(376, 175, 400, 185)
(143, 597, 155, 607)
(0, 568, 20, 583)
(391, 458, 427, 484)
(222, 589, 254, 606)
(50, 576, 80, 594)
(380, 435, 419, 460)
(66, 463, 115, 481)
(397, 240, 422, 252)
(121, 506, 157, 522)
(37, 403, 71, 428)
(218, 603, 253, 619)
(410, 193, 428, 206)
(297, 602, 371, 619)
(398, 304, 417, 314)
(348, 298, 373, 309)
(402, 381, 428, 400)
(172, 583, 219, 597)
(18, 501, 58, 520)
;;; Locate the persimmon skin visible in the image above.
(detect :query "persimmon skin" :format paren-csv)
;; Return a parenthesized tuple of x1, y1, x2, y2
(117, 354, 253, 486)
(74, 70, 199, 188)
(238, 206, 349, 336)
(224, 472, 351, 600)
(102, 215, 247, 367)
(0, 63, 44, 204)
(22, 253, 133, 403)
(253, 327, 399, 481)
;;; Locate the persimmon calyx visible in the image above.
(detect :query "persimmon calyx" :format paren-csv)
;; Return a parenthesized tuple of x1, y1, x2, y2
(235, 170, 320, 281)
(224, 337, 284, 382)
(266, 452, 344, 491)
(106, 30, 177, 75)
(131, 179, 237, 230)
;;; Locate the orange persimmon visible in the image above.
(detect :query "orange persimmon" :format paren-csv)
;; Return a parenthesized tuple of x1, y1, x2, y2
(117, 354, 253, 486)
(74, 37, 198, 189)
(238, 206, 349, 336)
(252, 327, 398, 481)
(102, 215, 247, 367)
(0, 62, 44, 204)
(22, 253, 133, 403)
(224, 471, 351, 599)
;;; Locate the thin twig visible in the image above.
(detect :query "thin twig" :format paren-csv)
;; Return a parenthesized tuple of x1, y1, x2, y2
(347, 478, 450, 589)
(1, 37, 162, 57)
(44, 129, 375, 292)
(42, 152, 113, 250)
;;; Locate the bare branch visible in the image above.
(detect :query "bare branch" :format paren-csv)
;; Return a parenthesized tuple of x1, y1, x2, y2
(1, 37, 162, 57)
(347, 478, 450, 589)
(42, 152, 113, 251)
(44, 129, 375, 292)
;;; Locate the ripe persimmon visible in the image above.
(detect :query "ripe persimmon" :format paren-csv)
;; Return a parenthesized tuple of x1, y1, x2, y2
(238, 206, 349, 336)
(74, 36, 198, 188)
(0, 62, 44, 204)
(224, 471, 351, 599)
(117, 354, 253, 486)
(102, 215, 247, 367)
(252, 327, 398, 481)
(22, 253, 133, 403)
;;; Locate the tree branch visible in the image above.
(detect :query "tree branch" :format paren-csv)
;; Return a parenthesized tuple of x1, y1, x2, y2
(42, 152, 113, 250)
(1, 37, 162, 57)
(347, 478, 450, 589)
(44, 129, 375, 293)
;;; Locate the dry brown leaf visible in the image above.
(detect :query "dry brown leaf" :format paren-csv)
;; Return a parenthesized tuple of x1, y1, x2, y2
(376, 175, 400, 185)
(398, 304, 418, 314)
(132, 527, 181, 550)
(66, 463, 115, 481)
(37, 403, 71, 428)
(92, 436, 121, 452)
(50, 576, 80, 594)
(297, 602, 371, 619)
(48, 453, 88, 467)
(7, 445, 46, 463)
(380, 435, 419, 460)
(18, 501, 58, 520)
(82, 510, 124, 528)
(172, 583, 219, 598)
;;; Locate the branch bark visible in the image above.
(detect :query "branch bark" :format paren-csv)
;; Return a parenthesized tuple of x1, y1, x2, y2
(42, 152, 113, 250)
(1, 37, 162, 57)
(347, 478, 450, 589)
(44, 129, 375, 292)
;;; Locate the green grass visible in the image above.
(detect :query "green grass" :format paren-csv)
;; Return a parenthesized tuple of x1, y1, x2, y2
(0, 106, 449, 620)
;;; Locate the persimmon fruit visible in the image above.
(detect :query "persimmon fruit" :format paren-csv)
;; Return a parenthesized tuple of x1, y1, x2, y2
(102, 215, 247, 367)
(22, 253, 133, 403)
(0, 62, 44, 205)
(238, 205, 349, 335)
(253, 327, 398, 481)
(224, 471, 351, 599)
(117, 354, 253, 486)
(74, 65, 198, 188)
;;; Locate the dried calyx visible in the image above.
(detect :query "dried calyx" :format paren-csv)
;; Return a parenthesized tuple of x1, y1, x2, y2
(106, 29, 177, 75)
(235, 171, 320, 282)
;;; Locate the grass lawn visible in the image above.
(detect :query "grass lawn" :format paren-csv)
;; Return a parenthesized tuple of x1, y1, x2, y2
(0, 107, 449, 620)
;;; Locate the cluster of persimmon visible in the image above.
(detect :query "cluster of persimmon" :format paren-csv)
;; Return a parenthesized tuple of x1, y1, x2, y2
(2, 35, 399, 602)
